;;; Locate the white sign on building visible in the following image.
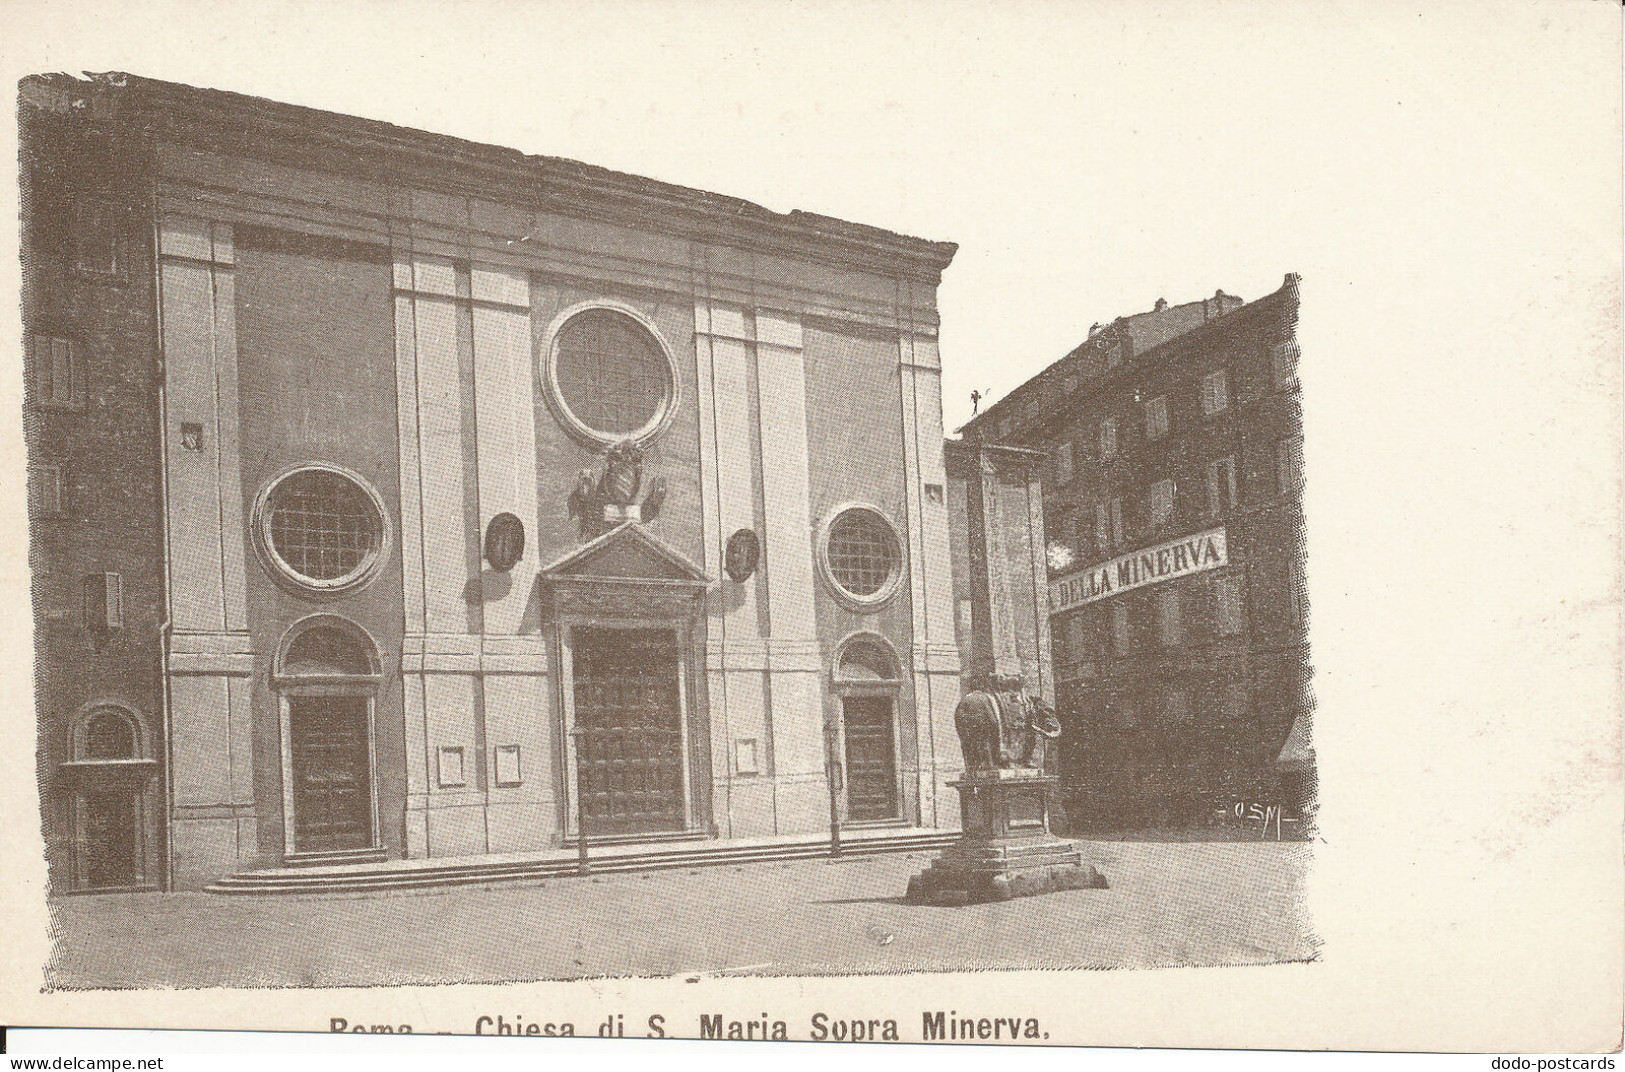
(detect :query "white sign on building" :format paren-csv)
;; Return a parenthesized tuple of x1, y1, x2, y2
(1049, 526, 1229, 613)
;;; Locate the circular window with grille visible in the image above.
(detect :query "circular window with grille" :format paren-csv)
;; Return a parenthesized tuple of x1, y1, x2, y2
(820, 506, 904, 609)
(542, 303, 679, 447)
(253, 465, 390, 594)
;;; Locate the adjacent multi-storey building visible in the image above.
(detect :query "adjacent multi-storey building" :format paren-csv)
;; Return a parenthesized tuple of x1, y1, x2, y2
(22, 72, 1019, 891)
(961, 278, 1311, 833)
(22, 75, 169, 892)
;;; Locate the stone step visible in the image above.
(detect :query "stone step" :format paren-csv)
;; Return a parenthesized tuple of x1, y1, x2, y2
(204, 829, 958, 896)
(280, 847, 390, 868)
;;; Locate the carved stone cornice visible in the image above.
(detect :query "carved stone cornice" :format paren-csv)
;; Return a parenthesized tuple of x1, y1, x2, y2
(62, 72, 959, 284)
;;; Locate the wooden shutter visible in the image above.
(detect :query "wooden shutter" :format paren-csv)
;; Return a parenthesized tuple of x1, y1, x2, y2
(30, 465, 64, 517)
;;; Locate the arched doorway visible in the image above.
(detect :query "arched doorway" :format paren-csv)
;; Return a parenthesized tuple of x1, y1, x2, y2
(831, 633, 904, 823)
(274, 616, 383, 859)
(64, 703, 158, 890)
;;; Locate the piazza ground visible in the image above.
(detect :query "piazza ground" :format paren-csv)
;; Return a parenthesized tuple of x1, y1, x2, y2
(44, 840, 1315, 989)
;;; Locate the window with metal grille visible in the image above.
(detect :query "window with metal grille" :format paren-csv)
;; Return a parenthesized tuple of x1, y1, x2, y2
(262, 468, 385, 589)
(824, 508, 901, 601)
(1055, 440, 1074, 484)
(554, 309, 671, 437)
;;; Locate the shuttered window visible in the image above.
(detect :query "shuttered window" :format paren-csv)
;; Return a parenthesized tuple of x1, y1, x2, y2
(1213, 574, 1245, 636)
(1145, 396, 1169, 441)
(1095, 498, 1126, 551)
(1055, 440, 1074, 485)
(30, 334, 86, 409)
(1288, 557, 1309, 629)
(71, 202, 122, 276)
(83, 572, 123, 632)
(1156, 588, 1183, 647)
(1272, 340, 1301, 390)
(1111, 603, 1131, 654)
(1160, 687, 1193, 726)
(1148, 478, 1175, 529)
(29, 465, 64, 517)
(1277, 437, 1305, 495)
(1205, 455, 1239, 516)
(1202, 369, 1229, 415)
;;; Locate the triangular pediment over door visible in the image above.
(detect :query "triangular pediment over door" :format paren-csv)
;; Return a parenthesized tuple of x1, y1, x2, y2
(538, 522, 709, 586)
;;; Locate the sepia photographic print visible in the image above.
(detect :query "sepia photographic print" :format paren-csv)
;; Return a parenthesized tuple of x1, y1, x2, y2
(2, 0, 1621, 1057)
(18, 65, 1314, 991)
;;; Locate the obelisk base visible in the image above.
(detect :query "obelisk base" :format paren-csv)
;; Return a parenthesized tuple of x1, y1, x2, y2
(905, 772, 1107, 906)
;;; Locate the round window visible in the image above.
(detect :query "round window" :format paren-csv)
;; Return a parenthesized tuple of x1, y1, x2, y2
(547, 306, 675, 444)
(822, 507, 903, 606)
(255, 466, 389, 593)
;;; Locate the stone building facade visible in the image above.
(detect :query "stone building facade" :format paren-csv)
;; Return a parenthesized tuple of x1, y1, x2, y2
(22, 72, 980, 891)
(961, 279, 1311, 832)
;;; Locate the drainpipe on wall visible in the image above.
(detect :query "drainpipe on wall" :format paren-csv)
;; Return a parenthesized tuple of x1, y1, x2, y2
(150, 202, 176, 892)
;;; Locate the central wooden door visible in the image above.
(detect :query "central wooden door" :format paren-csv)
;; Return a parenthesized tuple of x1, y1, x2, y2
(289, 695, 374, 853)
(843, 695, 899, 821)
(572, 627, 685, 835)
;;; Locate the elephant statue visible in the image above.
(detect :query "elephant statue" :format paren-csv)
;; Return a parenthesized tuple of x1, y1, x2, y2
(954, 673, 1062, 774)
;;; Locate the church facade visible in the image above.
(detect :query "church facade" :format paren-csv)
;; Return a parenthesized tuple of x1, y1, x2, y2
(22, 73, 974, 890)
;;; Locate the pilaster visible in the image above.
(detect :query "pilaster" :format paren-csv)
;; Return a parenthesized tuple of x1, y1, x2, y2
(158, 216, 255, 885)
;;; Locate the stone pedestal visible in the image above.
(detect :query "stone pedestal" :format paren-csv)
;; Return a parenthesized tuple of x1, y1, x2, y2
(905, 770, 1106, 905)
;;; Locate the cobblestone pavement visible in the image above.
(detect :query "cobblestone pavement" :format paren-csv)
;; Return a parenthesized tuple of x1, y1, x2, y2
(45, 841, 1315, 989)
